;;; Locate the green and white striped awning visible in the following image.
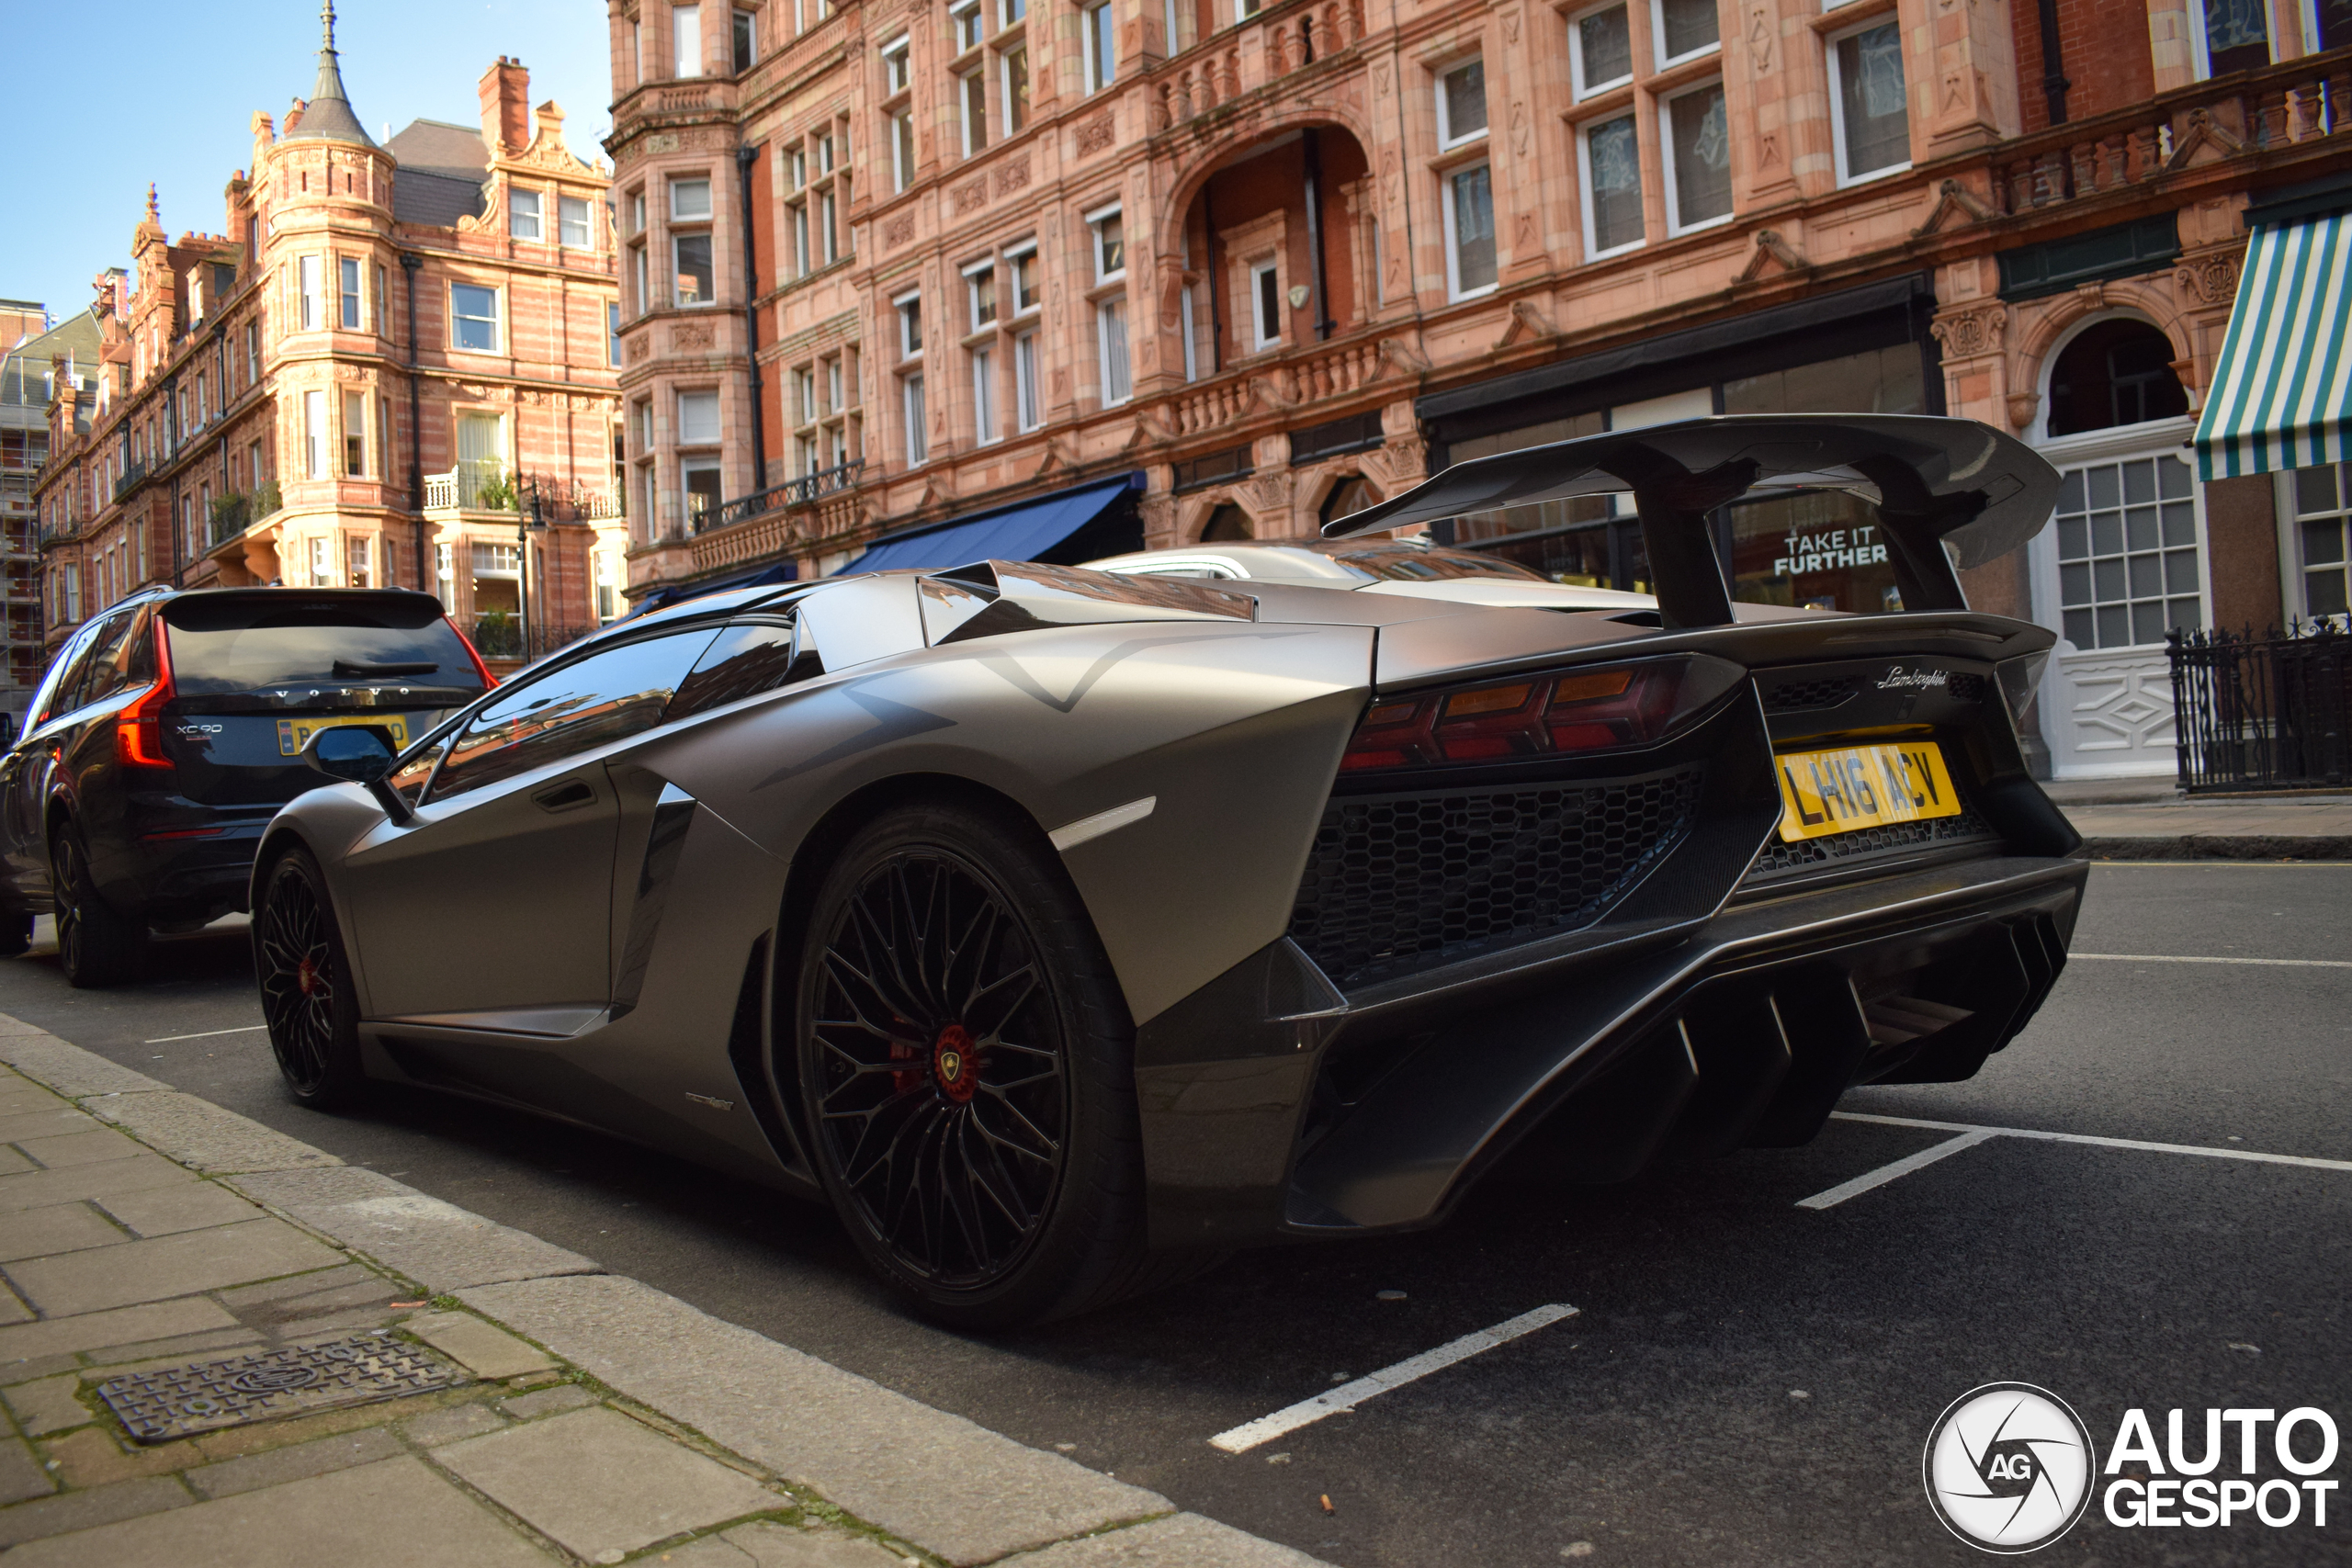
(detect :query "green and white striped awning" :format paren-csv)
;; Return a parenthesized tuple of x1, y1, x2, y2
(2194, 211, 2352, 480)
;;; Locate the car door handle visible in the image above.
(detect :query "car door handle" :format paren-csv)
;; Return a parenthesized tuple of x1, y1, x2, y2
(532, 780, 596, 814)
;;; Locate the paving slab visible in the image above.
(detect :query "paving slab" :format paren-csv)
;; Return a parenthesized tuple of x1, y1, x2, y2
(0, 1455, 556, 1567)
(0, 1028, 168, 1099)
(184, 1425, 403, 1499)
(435, 1404, 782, 1561)
(5, 1216, 345, 1317)
(1002, 1515, 1336, 1567)
(229, 1167, 600, 1291)
(96, 1180, 266, 1236)
(403, 1310, 557, 1381)
(465, 1275, 1172, 1568)
(85, 1091, 341, 1175)
(0, 1201, 125, 1263)
(399, 1402, 506, 1446)
(3, 1373, 93, 1437)
(216, 1261, 379, 1311)
(500, 1382, 595, 1419)
(0, 1109, 95, 1144)
(664, 1519, 914, 1568)
(0, 1437, 54, 1506)
(0, 1473, 190, 1550)
(0, 1291, 26, 1327)
(0, 1147, 32, 1177)
(0, 1296, 238, 1362)
(0, 1155, 195, 1214)
(12, 1126, 151, 1171)
(72, 1326, 262, 1371)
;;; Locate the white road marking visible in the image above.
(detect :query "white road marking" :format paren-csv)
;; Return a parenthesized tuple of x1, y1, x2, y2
(2071, 953, 2352, 968)
(1208, 1303, 1577, 1454)
(141, 1024, 268, 1043)
(1794, 1128, 1999, 1210)
(1826, 1112, 2352, 1174)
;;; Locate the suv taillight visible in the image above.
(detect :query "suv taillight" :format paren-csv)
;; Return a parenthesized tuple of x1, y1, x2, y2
(116, 621, 176, 770)
(1340, 655, 1743, 773)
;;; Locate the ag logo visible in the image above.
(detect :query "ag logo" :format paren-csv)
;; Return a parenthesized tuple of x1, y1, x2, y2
(1924, 1383, 2098, 1553)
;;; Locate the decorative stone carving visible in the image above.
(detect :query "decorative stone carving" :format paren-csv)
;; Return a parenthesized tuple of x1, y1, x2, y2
(1928, 304, 2007, 359)
(952, 178, 989, 216)
(2005, 390, 2041, 431)
(992, 157, 1032, 196)
(1074, 115, 1115, 156)
(2175, 249, 2243, 307)
(1378, 435, 1429, 485)
(884, 213, 916, 249)
(672, 321, 716, 351)
(626, 333, 651, 364)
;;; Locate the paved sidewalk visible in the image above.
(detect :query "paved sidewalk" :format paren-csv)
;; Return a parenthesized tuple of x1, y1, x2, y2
(0, 1015, 1325, 1568)
(2050, 784, 2352, 859)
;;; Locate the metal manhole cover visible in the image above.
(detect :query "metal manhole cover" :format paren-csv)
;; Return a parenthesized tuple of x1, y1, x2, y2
(96, 1333, 468, 1443)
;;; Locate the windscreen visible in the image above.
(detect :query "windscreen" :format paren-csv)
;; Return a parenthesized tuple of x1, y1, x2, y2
(1323, 544, 1547, 582)
(161, 594, 484, 696)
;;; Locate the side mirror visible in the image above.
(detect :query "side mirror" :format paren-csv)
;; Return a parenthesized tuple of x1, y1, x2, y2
(301, 726, 413, 824)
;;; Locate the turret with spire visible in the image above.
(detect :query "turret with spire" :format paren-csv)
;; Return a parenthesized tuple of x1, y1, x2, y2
(283, 1, 375, 147)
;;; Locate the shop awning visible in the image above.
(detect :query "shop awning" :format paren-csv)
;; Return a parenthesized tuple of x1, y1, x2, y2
(840, 474, 1143, 574)
(2194, 209, 2352, 480)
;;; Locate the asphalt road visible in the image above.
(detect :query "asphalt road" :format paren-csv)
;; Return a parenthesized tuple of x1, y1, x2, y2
(4, 862, 2346, 1566)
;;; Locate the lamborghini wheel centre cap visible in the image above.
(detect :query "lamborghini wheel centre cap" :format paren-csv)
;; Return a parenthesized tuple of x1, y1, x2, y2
(933, 1024, 977, 1103)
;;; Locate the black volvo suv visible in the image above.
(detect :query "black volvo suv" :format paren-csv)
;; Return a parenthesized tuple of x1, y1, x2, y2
(0, 588, 492, 987)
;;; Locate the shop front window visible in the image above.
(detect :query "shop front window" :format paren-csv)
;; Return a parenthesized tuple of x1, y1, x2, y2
(1725, 491, 1900, 614)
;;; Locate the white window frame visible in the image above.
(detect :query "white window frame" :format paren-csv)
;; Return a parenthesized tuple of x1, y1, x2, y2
(892, 108, 917, 192)
(951, 0, 984, 52)
(1435, 57, 1487, 151)
(881, 32, 912, 92)
(673, 2, 705, 77)
(959, 68, 989, 154)
(560, 194, 594, 248)
(731, 5, 757, 71)
(972, 345, 999, 444)
(298, 255, 322, 331)
(1577, 113, 1647, 260)
(895, 290, 923, 360)
(1096, 297, 1131, 405)
(303, 389, 326, 479)
(339, 255, 364, 329)
(1001, 45, 1029, 136)
(1001, 0, 1027, 26)
(1650, 0, 1722, 70)
(1087, 203, 1125, 282)
(963, 256, 998, 329)
(791, 202, 811, 275)
(1013, 330, 1041, 430)
(2188, 0, 2276, 80)
(677, 389, 722, 445)
(509, 187, 544, 242)
(1250, 258, 1283, 351)
(673, 230, 716, 307)
(1237, 0, 1261, 18)
(1825, 16, 1913, 186)
(1007, 242, 1041, 315)
(671, 177, 714, 221)
(1568, 2, 1635, 97)
(1441, 162, 1499, 300)
(1082, 1, 1116, 93)
(1658, 78, 1735, 236)
(450, 282, 502, 352)
(631, 244, 650, 315)
(903, 373, 928, 465)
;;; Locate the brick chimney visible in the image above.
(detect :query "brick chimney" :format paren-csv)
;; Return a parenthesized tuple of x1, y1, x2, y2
(479, 56, 531, 153)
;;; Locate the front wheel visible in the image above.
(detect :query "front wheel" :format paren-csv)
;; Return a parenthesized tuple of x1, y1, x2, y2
(255, 848, 368, 1110)
(51, 828, 145, 988)
(795, 800, 1166, 1329)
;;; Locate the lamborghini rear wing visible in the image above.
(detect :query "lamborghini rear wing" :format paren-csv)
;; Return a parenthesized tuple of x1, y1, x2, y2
(1325, 415, 2062, 631)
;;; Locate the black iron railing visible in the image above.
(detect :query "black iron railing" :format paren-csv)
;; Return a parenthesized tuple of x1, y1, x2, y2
(469, 615, 599, 663)
(702, 460, 865, 533)
(2167, 620, 2352, 793)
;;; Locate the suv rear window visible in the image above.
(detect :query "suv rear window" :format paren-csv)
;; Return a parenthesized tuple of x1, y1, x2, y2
(161, 593, 485, 697)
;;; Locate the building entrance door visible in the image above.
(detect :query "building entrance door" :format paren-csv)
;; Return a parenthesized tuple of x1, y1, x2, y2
(2027, 417, 2206, 779)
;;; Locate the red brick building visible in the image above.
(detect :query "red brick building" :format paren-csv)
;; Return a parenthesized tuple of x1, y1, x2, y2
(34, 8, 626, 671)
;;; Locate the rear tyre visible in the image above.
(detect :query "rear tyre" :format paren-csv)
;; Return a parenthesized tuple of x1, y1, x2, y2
(50, 829, 145, 988)
(0, 911, 30, 959)
(254, 849, 368, 1111)
(795, 800, 1175, 1329)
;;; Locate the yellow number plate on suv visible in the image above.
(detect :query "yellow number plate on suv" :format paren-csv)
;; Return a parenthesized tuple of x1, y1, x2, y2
(277, 714, 410, 758)
(1774, 740, 1961, 842)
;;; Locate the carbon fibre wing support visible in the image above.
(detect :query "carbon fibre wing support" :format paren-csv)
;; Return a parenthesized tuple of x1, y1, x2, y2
(1324, 415, 2063, 630)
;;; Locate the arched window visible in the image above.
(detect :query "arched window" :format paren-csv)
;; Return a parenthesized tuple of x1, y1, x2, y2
(1318, 475, 1378, 529)
(1200, 503, 1251, 541)
(2046, 320, 2188, 438)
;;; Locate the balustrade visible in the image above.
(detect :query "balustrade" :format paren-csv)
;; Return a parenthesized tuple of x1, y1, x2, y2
(1154, 0, 1367, 130)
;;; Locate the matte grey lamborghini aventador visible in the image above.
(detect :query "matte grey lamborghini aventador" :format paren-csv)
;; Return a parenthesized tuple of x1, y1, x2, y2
(254, 416, 2087, 1326)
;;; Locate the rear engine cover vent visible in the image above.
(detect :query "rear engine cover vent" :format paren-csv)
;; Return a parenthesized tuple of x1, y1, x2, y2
(1288, 767, 1703, 988)
(1763, 678, 1859, 713)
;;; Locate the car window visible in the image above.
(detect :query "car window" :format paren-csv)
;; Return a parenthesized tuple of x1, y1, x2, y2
(1326, 545, 1546, 582)
(1117, 563, 1238, 581)
(426, 629, 719, 804)
(666, 622, 798, 722)
(27, 621, 109, 729)
(65, 611, 141, 713)
(161, 592, 486, 700)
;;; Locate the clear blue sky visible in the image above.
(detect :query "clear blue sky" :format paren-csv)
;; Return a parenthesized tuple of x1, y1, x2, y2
(0, 0, 613, 324)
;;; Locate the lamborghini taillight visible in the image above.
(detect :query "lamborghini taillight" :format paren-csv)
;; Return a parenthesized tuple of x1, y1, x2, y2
(1340, 656, 1741, 773)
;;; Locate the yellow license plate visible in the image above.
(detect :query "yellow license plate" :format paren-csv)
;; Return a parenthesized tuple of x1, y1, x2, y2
(277, 714, 410, 757)
(1775, 740, 1961, 842)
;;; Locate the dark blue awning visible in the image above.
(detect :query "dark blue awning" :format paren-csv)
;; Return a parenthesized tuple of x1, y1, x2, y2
(841, 474, 1143, 575)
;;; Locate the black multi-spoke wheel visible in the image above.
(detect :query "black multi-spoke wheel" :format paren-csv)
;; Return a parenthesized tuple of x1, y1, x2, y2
(256, 850, 366, 1109)
(50, 825, 144, 988)
(797, 801, 1172, 1328)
